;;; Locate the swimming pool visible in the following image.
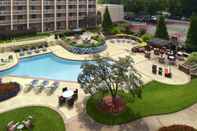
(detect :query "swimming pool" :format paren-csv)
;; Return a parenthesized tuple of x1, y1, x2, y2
(0, 53, 90, 81)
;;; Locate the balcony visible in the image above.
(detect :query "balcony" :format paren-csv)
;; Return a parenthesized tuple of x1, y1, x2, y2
(29, 1, 41, 6)
(56, 9, 66, 13)
(13, 19, 27, 24)
(44, 1, 54, 5)
(68, 1, 77, 5)
(29, 18, 41, 23)
(13, 10, 27, 15)
(56, 17, 66, 21)
(44, 17, 54, 22)
(0, 1, 10, 6)
(30, 10, 41, 14)
(44, 9, 54, 14)
(14, 1, 26, 6)
(79, 8, 87, 12)
(0, 20, 10, 25)
(56, 1, 66, 5)
(68, 16, 77, 21)
(0, 11, 10, 16)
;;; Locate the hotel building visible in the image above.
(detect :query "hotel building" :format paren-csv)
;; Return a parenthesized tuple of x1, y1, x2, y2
(0, 0, 96, 33)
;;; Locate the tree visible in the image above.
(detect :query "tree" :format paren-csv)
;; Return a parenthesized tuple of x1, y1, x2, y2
(102, 7, 113, 32)
(155, 16, 169, 40)
(186, 15, 197, 51)
(78, 55, 143, 111)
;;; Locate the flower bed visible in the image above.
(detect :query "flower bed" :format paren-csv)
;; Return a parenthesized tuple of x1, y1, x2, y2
(66, 44, 107, 54)
(63, 32, 106, 54)
(0, 82, 20, 102)
(159, 125, 197, 131)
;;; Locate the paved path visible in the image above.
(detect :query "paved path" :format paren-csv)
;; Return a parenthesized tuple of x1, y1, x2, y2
(65, 104, 197, 131)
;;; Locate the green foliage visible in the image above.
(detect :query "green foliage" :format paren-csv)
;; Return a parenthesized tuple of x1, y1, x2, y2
(102, 7, 113, 32)
(187, 52, 197, 63)
(87, 78, 197, 125)
(78, 55, 143, 98)
(141, 34, 154, 42)
(186, 15, 197, 51)
(155, 16, 169, 40)
(110, 26, 122, 34)
(101, 0, 197, 17)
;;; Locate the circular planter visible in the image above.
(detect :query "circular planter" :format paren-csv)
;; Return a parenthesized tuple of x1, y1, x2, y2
(0, 82, 20, 102)
(159, 125, 197, 131)
(66, 43, 107, 54)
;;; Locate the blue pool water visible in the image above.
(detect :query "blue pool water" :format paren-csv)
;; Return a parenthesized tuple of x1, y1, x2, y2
(0, 53, 90, 81)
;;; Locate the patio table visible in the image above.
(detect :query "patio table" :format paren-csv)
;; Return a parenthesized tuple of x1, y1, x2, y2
(63, 90, 74, 99)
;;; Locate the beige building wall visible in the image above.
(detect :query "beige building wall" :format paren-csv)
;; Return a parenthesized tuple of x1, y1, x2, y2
(97, 4, 124, 22)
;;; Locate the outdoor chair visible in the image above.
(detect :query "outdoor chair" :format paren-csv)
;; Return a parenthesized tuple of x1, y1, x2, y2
(67, 98, 75, 107)
(159, 67, 163, 75)
(165, 68, 172, 78)
(22, 119, 33, 129)
(7, 121, 15, 130)
(62, 87, 68, 92)
(58, 96, 65, 106)
(152, 65, 157, 74)
(7, 122, 19, 131)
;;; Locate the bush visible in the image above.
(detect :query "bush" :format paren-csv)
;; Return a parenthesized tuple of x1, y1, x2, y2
(141, 34, 154, 42)
(159, 125, 197, 131)
(0, 82, 20, 102)
(187, 52, 197, 63)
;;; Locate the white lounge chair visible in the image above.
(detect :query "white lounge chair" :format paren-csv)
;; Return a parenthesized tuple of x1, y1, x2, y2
(34, 80, 49, 93)
(24, 80, 39, 92)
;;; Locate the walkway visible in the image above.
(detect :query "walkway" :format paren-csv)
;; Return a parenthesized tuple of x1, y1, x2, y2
(65, 104, 197, 131)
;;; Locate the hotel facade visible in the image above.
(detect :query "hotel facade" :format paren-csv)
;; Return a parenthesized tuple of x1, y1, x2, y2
(0, 0, 96, 33)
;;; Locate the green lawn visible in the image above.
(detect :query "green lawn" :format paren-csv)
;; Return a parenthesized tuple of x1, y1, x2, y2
(0, 106, 65, 131)
(87, 78, 197, 125)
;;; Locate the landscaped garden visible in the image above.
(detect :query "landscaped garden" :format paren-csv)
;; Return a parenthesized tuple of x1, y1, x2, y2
(86, 78, 197, 125)
(62, 32, 106, 54)
(0, 106, 65, 131)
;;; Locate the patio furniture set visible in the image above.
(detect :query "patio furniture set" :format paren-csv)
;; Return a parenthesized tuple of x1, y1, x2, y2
(24, 80, 59, 95)
(0, 55, 14, 65)
(152, 65, 172, 78)
(58, 88, 78, 107)
(6, 115, 33, 131)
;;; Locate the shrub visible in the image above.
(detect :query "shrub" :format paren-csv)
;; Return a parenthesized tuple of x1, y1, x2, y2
(159, 125, 197, 131)
(187, 52, 197, 64)
(0, 82, 20, 102)
(141, 34, 154, 42)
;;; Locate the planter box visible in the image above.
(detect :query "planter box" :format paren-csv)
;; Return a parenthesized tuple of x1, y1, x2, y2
(0, 83, 20, 102)
(66, 44, 107, 54)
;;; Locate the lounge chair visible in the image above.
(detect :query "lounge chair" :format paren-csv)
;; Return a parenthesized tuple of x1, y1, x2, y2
(34, 80, 49, 93)
(46, 82, 59, 95)
(19, 49, 25, 56)
(24, 80, 39, 92)
(27, 49, 32, 55)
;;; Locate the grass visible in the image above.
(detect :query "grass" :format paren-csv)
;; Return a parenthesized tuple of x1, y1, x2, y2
(86, 78, 197, 125)
(0, 106, 65, 131)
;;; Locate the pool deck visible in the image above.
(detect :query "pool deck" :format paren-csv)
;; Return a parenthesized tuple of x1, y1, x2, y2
(0, 52, 18, 72)
(0, 37, 193, 131)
